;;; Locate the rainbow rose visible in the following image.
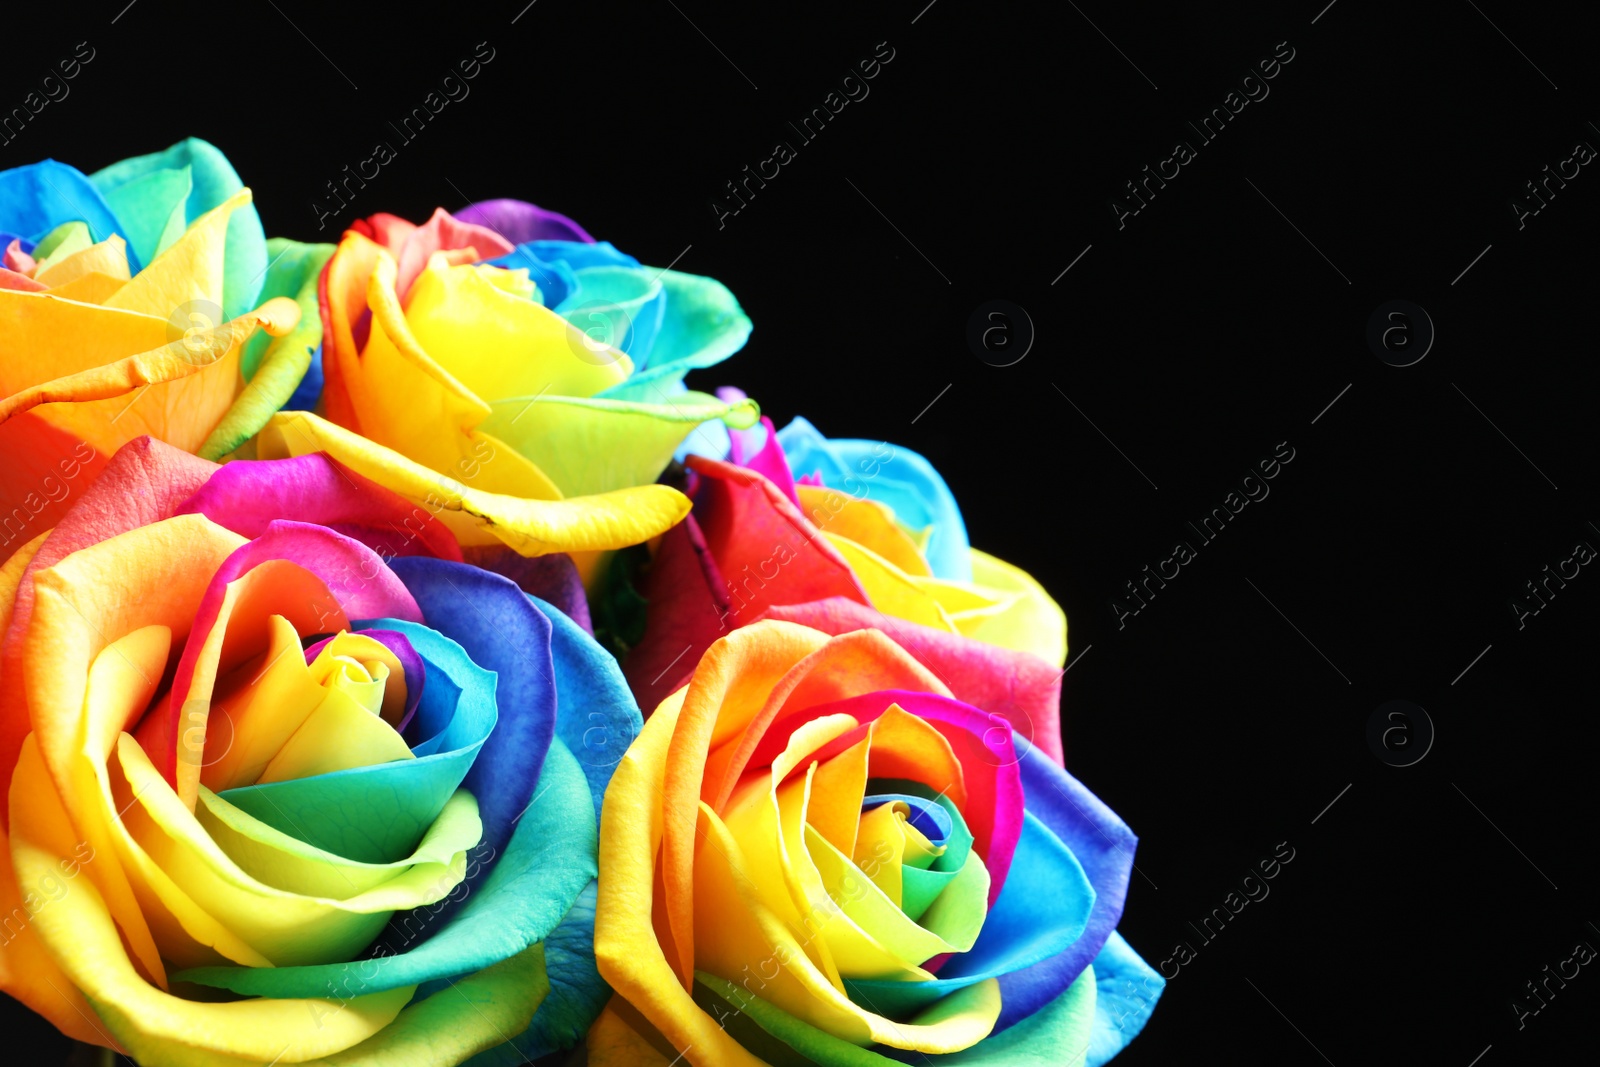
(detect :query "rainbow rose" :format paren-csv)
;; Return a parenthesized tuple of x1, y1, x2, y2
(0, 436, 638, 1064)
(258, 198, 759, 564)
(612, 415, 1067, 723)
(0, 139, 334, 545)
(590, 619, 1162, 1065)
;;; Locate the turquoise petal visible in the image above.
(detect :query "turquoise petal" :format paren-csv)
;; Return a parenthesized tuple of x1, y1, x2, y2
(172, 737, 596, 999)
(461, 881, 611, 1065)
(92, 164, 191, 267)
(597, 268, 752, 400)
(929, 964, 1098, 1065)
(558, 266, 666, 369)
(1084, 932, 1164, 1067)
(90, 136, 267, 319)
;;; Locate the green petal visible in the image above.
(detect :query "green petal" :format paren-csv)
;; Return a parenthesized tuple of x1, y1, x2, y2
(481, 390, 759, 497)
(173, 738, 596, 1000)
(213, 619, 497, 864)
(877, 780, 974, 922)
(916, 849, 991, 952)
(318, 943, 549, 1067)
(196, 788, 481, 900)
(200, 237, 334, 459)
(30, 220, 92, 267)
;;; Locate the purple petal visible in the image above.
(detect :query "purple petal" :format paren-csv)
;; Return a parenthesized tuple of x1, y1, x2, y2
(461, 546, 593, 635)
(453, 198, 593, 244)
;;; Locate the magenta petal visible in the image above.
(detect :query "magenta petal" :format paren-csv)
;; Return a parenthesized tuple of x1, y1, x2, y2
(175, 453, 463, 563)
(453, 197, 594, 245)
(730, 416, 800, 507)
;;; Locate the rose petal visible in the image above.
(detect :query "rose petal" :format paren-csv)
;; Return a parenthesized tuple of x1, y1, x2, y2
(454, 198, 594, 245)
(258, 411, 693, 556)
(89, 136, 267, 318)
(992, 746, 1139, 1030)
(461, 546, 591, 634)
(176, 451, 463, 562)
(777, 416, 973, 583)
(755, 596, 1065, 765)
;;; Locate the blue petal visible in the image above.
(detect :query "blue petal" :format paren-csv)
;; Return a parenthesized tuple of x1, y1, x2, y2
(861, 791, 953, 845)
(776, 416, 973, 582)
(995, 744, 1139, 1031)
(527, 239, 639, 272)
(387, 558, 557, 867)
(1085, 931, 1164, 1067)
(281, 342, 325, 411)
(484, 243, 580, 309)
(532, 595, 642, 828)
(0, 160, 131, 266)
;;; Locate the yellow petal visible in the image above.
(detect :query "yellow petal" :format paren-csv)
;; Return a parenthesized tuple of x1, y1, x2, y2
(823, 533, 957, 633)
(594, 692, 767, 1067)
(1, 298, 300, 458)
(259, 411, 692, 555)
(0, 529, 49, 627)
(797, 486, 929, 576)
(171, 556, 349, 810)
(404, 256, 632, 403)
(9, 751, 416, 1062)
(956, 548, 1069, 667)
(42, 271, 127, 305)
(33, 235, 132, 289)
(25, 514, 249, 985)
(256, 683, 414, 783)
(0, 822, 109, 1047)
(586, 1000, 680, 1067)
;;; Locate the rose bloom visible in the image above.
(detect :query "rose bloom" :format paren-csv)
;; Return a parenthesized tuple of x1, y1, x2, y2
(0, 436, 639, 1065)
(258, 198, 759, 570)
(614, 415, 1068, 720)
(590, 619, 1162, 1066)
(0, 139, 333, 543)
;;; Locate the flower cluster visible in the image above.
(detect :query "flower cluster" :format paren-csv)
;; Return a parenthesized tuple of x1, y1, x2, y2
(0, 140, 1160, 1067)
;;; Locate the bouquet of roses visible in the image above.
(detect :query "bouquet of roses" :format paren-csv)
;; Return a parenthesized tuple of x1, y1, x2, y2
(0, 139, 1161, 1066)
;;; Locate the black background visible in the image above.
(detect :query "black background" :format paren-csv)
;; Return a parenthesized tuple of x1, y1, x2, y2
(4, 1, 1597, 1064)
